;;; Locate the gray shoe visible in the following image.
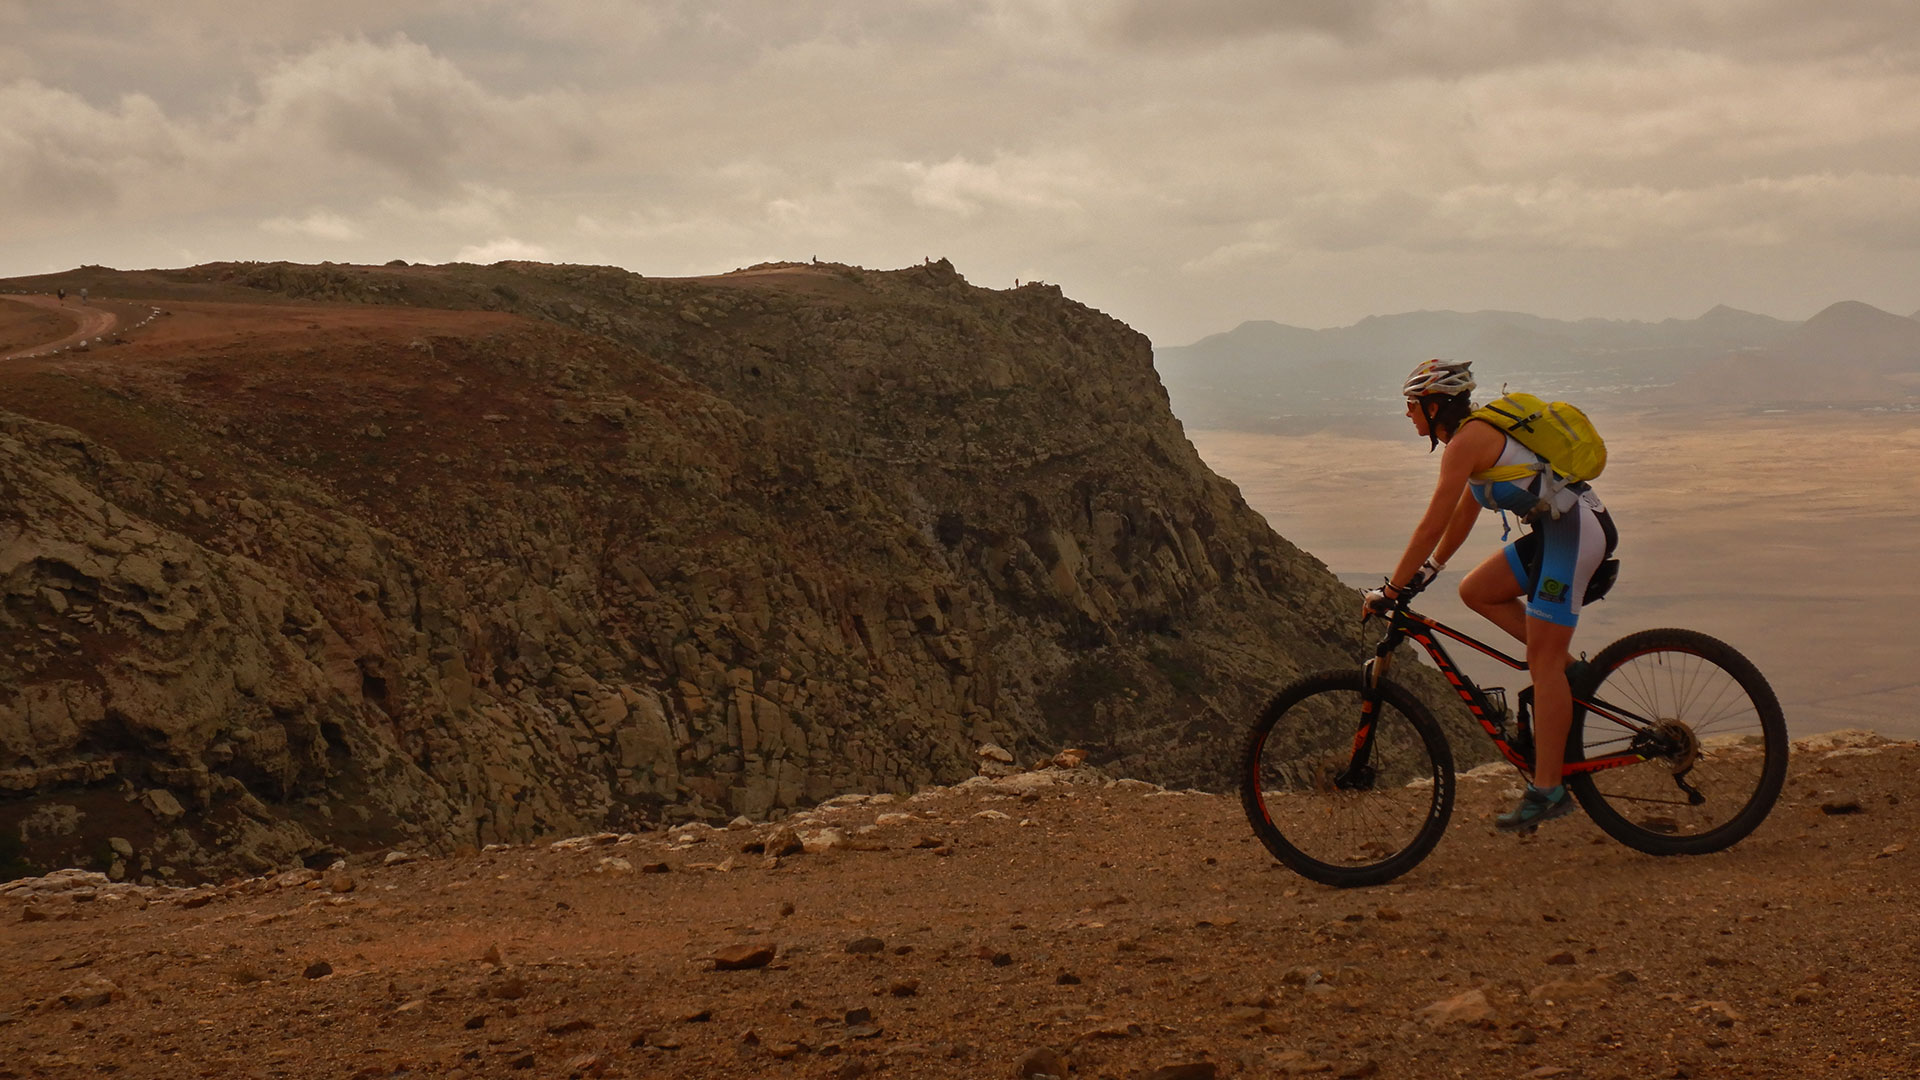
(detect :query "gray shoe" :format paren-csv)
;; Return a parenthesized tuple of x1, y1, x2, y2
(1497, 784, 1574, 831)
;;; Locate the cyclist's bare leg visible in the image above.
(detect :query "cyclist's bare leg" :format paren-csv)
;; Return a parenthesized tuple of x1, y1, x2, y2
(1458, 550, 1528, 643)
(1526, 617, 1577, 789)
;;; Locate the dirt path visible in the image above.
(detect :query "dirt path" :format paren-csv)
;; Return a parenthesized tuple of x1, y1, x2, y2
(3, 733, 1915, 1080)
(0, 293, 131, 360)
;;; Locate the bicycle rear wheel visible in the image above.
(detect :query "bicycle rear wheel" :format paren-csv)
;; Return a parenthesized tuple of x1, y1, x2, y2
(1241, 670, 1455, 888)
(1567, 628, 1787, 855)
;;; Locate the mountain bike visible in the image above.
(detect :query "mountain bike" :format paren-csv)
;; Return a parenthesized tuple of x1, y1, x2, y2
(1240, 578, 1788, 887)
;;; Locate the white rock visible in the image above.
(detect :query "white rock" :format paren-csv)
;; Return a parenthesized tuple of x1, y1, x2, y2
(976, 743, 1015, 764)
(800, 828, 848, 853)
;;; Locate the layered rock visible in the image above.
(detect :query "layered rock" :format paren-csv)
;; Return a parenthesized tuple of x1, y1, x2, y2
(0, 259, 1452, 882)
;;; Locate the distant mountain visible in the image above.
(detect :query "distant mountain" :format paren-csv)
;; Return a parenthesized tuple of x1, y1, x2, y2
(1776, 301, 1920, 371)
(1154, 306, 1798, 431)
(1659, 301, 1920, 405)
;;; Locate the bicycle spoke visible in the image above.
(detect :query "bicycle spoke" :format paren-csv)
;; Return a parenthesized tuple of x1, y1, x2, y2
(1569, 630, 1786, 855)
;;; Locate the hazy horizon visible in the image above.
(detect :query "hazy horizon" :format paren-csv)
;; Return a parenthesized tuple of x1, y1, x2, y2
(6, 3, 1920, 346)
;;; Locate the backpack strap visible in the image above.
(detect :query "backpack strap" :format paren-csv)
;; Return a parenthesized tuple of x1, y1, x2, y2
(1470, 462, 1545, 485)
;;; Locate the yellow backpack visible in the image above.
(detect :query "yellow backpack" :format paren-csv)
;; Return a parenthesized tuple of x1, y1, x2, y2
(1468, 392, 1607, 518)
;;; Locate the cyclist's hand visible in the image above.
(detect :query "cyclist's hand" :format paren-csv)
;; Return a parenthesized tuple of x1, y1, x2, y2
(1407, 558, 1445, 593)
(1361, 587, 1395, 620)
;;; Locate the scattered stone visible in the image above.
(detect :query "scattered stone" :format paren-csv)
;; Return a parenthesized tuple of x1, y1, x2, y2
(1878, 843, 1905, 858)
(546, 1018, 595, 1035)
(977, 744, 1016, 765)
(1337, 1062, 1380, 1079)
(326, 873, 355, 893)
(143, 788, 186, 820)
(1607, 970, 1640, 985)
(1051, 749, 1088, 768)
(303, 961, 333, 979)
(489, 975, 529, 999)
(273, 868, 319, 889)
(1415, 988, 1493, 1027)
(1375, 908, 1403, 921)
(482, 944, 505, 967)
(1546, 951, 1576, 965)
(712, 944, 776, 971)
(1017, 1046, 1069, 1078)
(1268, 1050, 1329, 1075)
(1819, 799, 1863, 815)
(803, 828, 850, 853)
(20, 905, 51, 923)
(640, 862, 671, 874)
(762, 826, 805, 857)
(383, 851, 414, 866)
(59, 974, 123, 1010)
(1076, 1021, 1140, 1040)
(889, 979, 920, 997)
(845, 936, 886, 954)
(1055, 972, 1082, 985)
(464, 1013, 488, 1029)
(596, 857, 632, 873)
(1527, 1068, 1570, 1079)
(508, 1051, 535, 1069)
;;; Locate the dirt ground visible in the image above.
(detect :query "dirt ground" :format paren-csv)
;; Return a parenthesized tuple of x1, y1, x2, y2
(4, 735, 1915, 1080)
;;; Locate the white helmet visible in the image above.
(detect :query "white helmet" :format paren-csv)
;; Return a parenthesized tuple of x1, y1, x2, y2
(1402, 358, 1474, 398)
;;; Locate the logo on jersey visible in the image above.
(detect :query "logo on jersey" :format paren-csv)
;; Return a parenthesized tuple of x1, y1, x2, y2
(1538, 578, 1569, 603)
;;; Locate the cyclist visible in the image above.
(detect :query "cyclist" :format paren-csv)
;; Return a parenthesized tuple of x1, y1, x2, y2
(1363, 359, 1617, 831)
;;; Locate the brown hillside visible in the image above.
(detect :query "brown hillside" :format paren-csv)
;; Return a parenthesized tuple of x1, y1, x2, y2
(0, 260, 1444, 885)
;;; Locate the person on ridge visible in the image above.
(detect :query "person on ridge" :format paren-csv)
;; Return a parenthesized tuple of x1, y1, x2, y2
(1362, 358, 1618, 831)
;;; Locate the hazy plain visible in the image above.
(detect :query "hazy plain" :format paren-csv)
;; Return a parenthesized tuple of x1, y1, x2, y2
(1191, 409, 1920, 740)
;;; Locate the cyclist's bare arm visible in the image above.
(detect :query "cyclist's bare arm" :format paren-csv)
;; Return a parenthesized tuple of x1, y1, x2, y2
(1431, 488, 1483, 568)
(1387, 421, 1502, 590)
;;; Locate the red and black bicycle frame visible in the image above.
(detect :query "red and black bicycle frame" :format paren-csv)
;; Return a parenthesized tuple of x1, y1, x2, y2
(1358, 607, 1659, 777)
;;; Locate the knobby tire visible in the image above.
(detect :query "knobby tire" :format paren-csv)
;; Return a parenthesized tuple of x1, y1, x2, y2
(1567, 628, 1787, 855)
(1241, 669, 1455, 888)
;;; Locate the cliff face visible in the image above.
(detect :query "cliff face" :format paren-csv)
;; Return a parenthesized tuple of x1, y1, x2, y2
(0, 259, 1376, 883)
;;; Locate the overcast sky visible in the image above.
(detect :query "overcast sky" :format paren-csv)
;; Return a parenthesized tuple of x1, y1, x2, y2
(4, 1, 1918, 344)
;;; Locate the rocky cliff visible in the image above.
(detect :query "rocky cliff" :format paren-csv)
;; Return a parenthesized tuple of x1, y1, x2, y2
(0, 259, 1422, 883)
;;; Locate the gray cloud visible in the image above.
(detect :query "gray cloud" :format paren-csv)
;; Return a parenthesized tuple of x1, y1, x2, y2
(3, 2, 1919, 342)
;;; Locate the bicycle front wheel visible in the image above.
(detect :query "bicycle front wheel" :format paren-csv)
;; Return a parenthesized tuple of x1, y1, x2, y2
(1241, 670, 1455, 888)
(1568, 628, 1787, 855)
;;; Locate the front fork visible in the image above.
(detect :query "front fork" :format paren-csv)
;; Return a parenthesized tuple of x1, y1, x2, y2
(1339, 631, 1404, 790)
